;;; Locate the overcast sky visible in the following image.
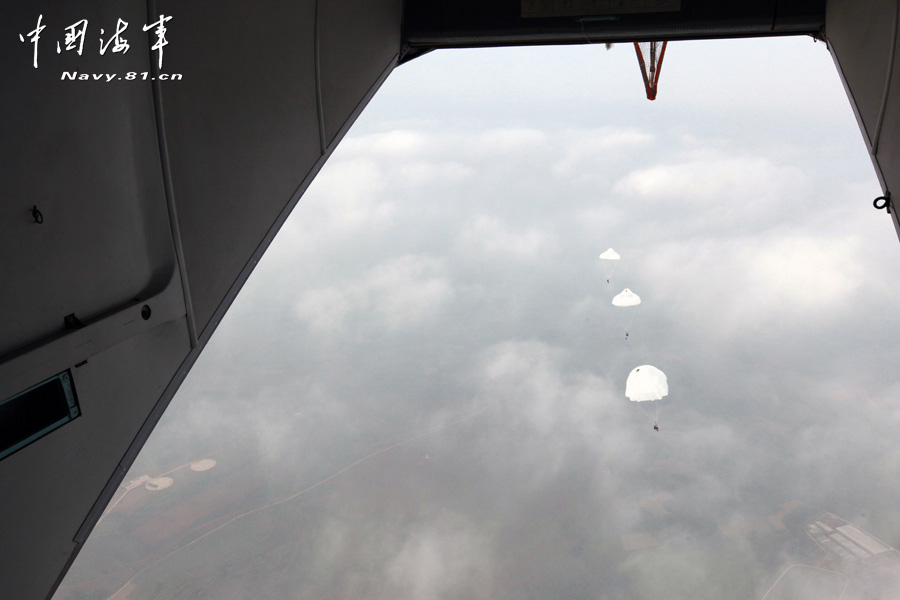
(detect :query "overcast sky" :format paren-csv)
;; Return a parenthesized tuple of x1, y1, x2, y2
(56, 36, 900, 600)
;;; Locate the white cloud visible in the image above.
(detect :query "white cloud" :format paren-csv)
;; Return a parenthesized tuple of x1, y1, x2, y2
(476, 128, 548, 156)
(287, 157, 396, 242)
(474, 340, 643, 488)
(339, 129, 427, 159)
(741, 236, 860, 312)
(640, 231, 863, 338)
(395, 160, 474, 188)
(613, 153, 808, 226)
(387, 515, 492, 600)
(552, 127, 654, 180)
(321, 129, 478, 191)
(294, 287, 352, 334)
(454, 214, 557, 260)
(365, 255, 454, 328)
(292, 255, 453, 333)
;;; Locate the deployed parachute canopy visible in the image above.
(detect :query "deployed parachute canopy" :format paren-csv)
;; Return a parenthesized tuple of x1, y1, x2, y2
(598, 248, 620, 260)
(611, 288, 640, 308)
(598, 248, 620, 283)
(612, 288, 641, 340)
(625, 365, 668, 430)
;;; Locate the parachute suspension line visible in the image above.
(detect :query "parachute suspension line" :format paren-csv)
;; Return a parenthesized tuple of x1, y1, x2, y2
(633, 41, 667, 100)
(612, 289, 640, 339)
(625, 303, 640, 338)
(599, 249, 620, 283)
(625, 365, 667, 430)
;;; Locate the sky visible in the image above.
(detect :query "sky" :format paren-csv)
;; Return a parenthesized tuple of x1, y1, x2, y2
(54, 36, 900, 600)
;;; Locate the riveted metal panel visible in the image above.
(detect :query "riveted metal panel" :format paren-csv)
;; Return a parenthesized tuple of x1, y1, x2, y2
(0, 1, 175, 359)
(0, 319, 191, 600)
(825, 0, 895, 148)
(155, 0, 322, 335)
(319, 0, 403, 146)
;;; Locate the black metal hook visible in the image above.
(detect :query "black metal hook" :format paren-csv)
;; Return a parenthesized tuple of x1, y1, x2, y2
(874, 193, 892, 214)
(64, 313, 85, 330)
(31, 205, 43, 224)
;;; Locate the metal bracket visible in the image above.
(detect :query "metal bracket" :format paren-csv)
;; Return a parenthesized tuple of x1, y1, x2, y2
(874, 192, 892, 214)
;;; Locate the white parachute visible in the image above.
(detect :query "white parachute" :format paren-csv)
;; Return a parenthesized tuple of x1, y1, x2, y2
(598, 248, 620, 283)
(625, 365, 668, 430)
(611, 288, 641, 339)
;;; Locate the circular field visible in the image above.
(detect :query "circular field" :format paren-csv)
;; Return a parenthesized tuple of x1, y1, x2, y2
(145, 477, 174, 491)
(190, 458, 217, 472)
